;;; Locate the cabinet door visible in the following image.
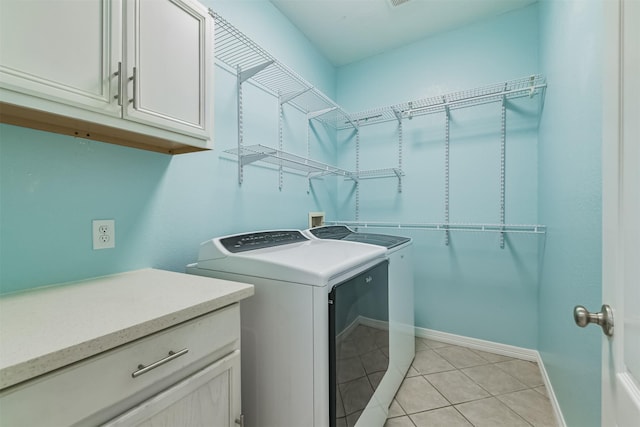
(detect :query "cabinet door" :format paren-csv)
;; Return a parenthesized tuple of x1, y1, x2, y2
(103, 350, 241, 427)
(0, 0, 121, 116)
(123, 0, 212, 139)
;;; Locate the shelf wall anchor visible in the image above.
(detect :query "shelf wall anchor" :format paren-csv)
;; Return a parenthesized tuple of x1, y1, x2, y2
(307, 119, 312, 194)
(278, 96, 284, 191)
(500, 95, 507, 249)
(237, 65, 244, 186)
(396, 109, 403, 194)
(356, 129, 360, 221)
(444, 104, 450, 246)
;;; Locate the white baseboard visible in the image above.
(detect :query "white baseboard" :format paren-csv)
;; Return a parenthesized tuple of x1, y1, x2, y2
(414, 327, 566, 427)
(414, 327, 537, 360)
(534, 351, 567, 427)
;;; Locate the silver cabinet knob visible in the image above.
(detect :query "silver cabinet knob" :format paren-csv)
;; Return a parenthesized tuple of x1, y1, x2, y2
(573, 304, 614, 337)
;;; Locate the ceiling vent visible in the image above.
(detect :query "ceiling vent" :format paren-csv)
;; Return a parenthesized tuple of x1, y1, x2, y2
(388, 0, 411, 7)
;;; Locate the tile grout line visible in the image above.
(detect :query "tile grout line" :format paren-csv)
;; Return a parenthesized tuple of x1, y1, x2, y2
(422, 370, 539, 425)
(393, 374, 540, 427)
(386, 339, 554, 427)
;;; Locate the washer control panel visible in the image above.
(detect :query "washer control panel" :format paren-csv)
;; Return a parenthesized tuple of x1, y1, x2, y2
(221, 230, 308, 253)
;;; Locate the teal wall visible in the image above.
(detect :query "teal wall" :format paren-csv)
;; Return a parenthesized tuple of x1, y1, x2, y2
(335, 4, 542, 349)
(0, 0, 337, 294)
(0, 2, 606, 423)
(537, 1, 603, 425)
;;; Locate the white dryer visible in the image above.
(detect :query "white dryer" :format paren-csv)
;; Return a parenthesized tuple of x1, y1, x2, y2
(186, 230, 388, 427)
(304, 225, 416, 424)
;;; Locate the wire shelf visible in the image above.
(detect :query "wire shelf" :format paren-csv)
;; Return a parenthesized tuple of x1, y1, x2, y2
(355, 168, 404, 179)
(335, 75, 547, 129)
(211, 8, 544, 223)
(326, 220, 547, 235)
(225, 145, 405, 181)
(225, 144, 353, 178)
(211, 10, 354, 128)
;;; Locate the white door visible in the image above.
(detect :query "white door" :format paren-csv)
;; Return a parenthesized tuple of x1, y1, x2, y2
(0, 0, 121, 116)
(123, 0, 211, 139)
(602, 0, 640, 425)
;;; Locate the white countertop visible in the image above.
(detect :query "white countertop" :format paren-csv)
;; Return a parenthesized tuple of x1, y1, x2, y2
(0, 269, 254, 390)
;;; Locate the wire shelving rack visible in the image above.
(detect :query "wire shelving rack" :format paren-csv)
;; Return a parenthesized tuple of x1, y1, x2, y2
(335, 75, 546, 130)
(212, 9, 402, 187)
(326, 220, 546, 237)
(333, 75, 547, 247)
(212, 10, 354, 129)
(211, 9, 547, 246)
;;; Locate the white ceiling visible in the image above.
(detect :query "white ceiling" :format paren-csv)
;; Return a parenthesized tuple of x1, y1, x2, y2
(270, 0, 537, 66)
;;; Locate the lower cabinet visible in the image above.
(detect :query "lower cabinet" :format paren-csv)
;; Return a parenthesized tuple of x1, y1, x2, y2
(104, 350, 241, 427)
(0, 304, 243, 426)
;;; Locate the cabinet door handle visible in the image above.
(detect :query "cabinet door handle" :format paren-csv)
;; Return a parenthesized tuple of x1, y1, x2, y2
(128, 66, 136, 108)
(235, 414, 245, 427)
(131, 348, 189, 378)
(114, 62, 122, 106)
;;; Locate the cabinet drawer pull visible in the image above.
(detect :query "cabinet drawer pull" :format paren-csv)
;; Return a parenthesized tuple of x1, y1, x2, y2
(114, 61, 122, 106)
(128, 66, 136, 107)
(131, 348, 189, 378)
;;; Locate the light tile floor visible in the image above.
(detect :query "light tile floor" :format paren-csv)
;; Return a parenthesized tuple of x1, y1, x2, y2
(385, 337, 558, 427)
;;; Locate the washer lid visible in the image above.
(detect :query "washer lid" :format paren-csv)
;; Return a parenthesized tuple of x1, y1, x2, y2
(194, 231, 386, 287)
(307, 225, 353, 240)
(307, 225, 411, 249)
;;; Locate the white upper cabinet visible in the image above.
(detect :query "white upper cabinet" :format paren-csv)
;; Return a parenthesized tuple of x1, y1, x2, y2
(0, 0, 122, 116)
(0, 0, 213, 154)
(123, 0, 211, 138)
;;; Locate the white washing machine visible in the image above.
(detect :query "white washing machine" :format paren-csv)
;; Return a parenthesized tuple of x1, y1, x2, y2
(186, 230, 389, 427)
(304, 225, 416, 424)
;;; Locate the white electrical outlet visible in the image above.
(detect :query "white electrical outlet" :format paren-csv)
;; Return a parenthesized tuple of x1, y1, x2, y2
(93, 219, 115, 250)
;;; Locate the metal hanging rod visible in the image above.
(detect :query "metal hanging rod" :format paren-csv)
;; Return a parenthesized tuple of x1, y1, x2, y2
(210, 9, 355, 129)
(326, 220, 547, 235)
(336, 75, 546, 130)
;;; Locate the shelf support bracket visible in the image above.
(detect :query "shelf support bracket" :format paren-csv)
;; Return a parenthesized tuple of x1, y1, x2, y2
(240, 153, 270, 167)
(238, 61, 274, 84)
(344, 115, 358, 130)
(393, 108, 403, 123)
(528, 74, 536, 98)
(308, 106, 337, 120)
(280, 87, 313, 105)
